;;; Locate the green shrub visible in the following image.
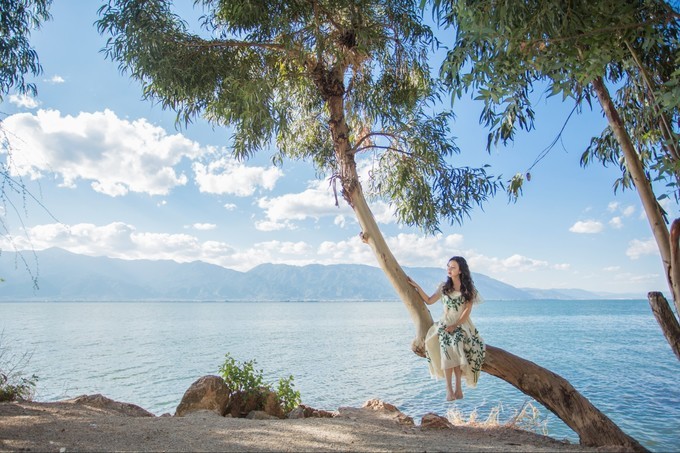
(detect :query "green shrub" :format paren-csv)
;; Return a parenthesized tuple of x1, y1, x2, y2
(0, 372, 37, 402)
(218, 353, 301, 414)
(276, 374, 301, 414)
(0, 334, 38, 402)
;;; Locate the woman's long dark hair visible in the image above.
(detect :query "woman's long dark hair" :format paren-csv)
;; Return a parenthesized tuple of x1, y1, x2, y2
(442, 256, 477, 302)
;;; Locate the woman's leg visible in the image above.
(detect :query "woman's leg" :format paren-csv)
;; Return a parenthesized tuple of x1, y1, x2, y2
(444, 367, 455, 401)
(453, 366, 464, 400)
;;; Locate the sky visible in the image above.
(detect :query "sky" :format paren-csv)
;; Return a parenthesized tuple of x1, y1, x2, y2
(1, 2, 676, 296)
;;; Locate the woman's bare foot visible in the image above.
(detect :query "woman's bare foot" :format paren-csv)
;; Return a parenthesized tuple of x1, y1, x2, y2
(454, 391, 464, 400)
(446, 392, 455, 401)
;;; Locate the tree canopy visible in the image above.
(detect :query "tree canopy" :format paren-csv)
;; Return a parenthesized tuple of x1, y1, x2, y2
(0, 0, 52, 101)
(97, 0, 501, 234)
(432, 0, 679, 202)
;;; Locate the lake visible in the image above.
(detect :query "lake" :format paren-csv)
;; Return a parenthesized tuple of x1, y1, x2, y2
(0, 299, 678, 452)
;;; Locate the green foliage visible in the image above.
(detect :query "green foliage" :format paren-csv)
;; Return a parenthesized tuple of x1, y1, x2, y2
(0, 372, 37, 402)
(96, 0, 503, 233)
(276, 374, 301, 414)
(218, 353, 264, 395)
(218, 353, 301, 414)
(432, 0, 680, 203)
(0, 0, 53, 100)
(0, 334, 38, 402)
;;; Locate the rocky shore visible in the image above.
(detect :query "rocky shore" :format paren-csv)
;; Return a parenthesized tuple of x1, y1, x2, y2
(0, 392, 621, 452)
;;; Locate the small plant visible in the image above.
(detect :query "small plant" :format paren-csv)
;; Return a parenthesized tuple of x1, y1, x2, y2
(218, 353, 301, 415)
(218, 354, 264, 395)
(276, 374, 302, 414)
(0, 333, 38, 402)
(0, 372, 37, 402)
(447, 401, 547, 435)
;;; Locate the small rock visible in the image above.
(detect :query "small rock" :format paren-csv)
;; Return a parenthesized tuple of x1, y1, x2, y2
(246, 410, 279, 420)
(420, 412, 454, 430)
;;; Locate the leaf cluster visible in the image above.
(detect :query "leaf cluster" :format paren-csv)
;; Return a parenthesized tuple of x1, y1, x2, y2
(433, 0, 680, 202)
(97, 0, 502, 232)
(0, 0, 52, 101)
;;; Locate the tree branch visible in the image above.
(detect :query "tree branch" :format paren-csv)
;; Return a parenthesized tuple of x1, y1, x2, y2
(522, 13, 679, 49)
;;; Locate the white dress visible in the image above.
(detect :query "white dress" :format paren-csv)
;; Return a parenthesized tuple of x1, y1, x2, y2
(424, 290, 485, 387)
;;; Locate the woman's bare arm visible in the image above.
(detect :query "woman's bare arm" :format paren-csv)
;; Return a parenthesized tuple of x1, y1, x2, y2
(407, 276, 440, 305)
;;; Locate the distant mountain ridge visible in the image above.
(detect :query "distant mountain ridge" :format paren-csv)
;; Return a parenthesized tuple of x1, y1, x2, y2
(0, 248, 642, 301)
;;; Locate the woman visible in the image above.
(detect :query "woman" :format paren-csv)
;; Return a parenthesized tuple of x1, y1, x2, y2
(408, 256, 485, 401)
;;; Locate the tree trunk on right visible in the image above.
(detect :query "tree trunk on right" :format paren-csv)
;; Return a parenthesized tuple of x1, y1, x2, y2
(591, 77, 680, 359)
(483, 346, 646, 451)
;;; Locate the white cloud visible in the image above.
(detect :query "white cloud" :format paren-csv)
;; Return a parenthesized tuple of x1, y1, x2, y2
(256, 179, 352, 226)
(193, 156, 282, 196)
(1, 222, 575, 280)
(609, 216, 623, 229)
(607, 202, 619, 212)
(190, 223, 217, 231)
(254, 219, 295, 231)
(569, 220, 604, 234)
(224, 203, 237, 211)
(3, 222, 234, 266)
(626, 237, 658, 259)
(371, 200, 397, 224)
(45, 75, 65, 84)
(8, 94, 39, 109)
(497, 254, 549, 271)
(3, 109, 205, 196)
(622, 205, 635, 217)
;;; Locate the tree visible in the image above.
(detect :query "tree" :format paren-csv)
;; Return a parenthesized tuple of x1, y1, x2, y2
(432, 0, 680, 360)
(96, 1, 644, 449)
(1, 0, 53, 285)
(0, 0, 52, 101)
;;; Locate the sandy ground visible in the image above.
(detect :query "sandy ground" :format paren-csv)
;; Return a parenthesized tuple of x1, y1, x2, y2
(0, 398, 614, 453)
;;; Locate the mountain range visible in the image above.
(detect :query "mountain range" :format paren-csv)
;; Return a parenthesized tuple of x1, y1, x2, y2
(0, 248, 642, 301)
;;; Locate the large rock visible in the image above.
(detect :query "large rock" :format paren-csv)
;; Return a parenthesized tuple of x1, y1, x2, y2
(175, 375, 230, 417)
(225, 387, 285, 419)
(65, 394, 154, 417)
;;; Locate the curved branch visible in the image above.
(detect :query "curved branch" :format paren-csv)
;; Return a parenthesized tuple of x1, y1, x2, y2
(354, 144, 409, 156)
(352, 131, 399, 152)
(483, 345, 647, 451)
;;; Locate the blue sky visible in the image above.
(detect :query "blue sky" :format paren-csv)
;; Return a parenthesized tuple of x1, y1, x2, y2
(1, 2, 675, 296)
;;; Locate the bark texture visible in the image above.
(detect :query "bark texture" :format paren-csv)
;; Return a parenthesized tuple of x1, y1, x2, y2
(648, 291, 680, 360)
(482, 346, 646, 451)
(592, 77, 680, 361)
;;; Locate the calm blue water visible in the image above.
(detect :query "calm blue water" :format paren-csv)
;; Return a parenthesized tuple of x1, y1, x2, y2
(0, 299, 678, 452)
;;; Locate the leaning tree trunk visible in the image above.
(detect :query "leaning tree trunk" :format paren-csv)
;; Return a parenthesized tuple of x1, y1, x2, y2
(592, 77, 680, 328)
(648, 291, 680, 360)
(323, 84, 646, 450)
